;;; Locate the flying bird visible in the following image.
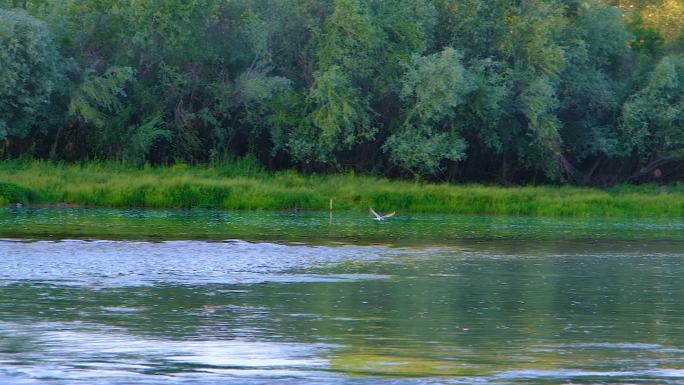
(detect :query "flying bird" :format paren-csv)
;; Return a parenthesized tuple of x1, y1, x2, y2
(370, 208, 396, 221)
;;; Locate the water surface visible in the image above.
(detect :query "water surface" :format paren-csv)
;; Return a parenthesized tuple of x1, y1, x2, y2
(3, 207, 684, 243)
(1, 209, 683, 384)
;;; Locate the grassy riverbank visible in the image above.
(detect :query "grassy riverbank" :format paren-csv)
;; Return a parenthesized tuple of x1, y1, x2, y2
(1, 160, 684, 216)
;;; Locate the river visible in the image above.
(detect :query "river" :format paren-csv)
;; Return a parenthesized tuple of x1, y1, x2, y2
(1, 208, 683, 384)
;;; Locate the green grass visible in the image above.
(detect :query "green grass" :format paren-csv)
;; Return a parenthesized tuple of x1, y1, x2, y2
(1, 159, 684, 216)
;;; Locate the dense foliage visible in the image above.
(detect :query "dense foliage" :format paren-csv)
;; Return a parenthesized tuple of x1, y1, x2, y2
(1, 0, 683, 184)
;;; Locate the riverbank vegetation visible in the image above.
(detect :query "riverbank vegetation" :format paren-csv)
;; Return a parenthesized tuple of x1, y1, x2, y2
(1, 1, 684, 186)
(1, 160, 684, 216)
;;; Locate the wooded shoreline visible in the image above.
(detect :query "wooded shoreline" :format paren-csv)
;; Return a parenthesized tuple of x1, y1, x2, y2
(2, 2, 684, 185)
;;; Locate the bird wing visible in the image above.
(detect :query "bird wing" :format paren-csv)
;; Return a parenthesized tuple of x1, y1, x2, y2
(381, 211, 396, 219)
(369, 208, 382, 219)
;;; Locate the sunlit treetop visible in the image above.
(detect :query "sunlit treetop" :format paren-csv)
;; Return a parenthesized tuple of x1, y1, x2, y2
(613, 0, 684, 40)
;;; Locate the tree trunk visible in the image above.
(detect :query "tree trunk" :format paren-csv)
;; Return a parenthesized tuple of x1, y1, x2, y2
(49, 125, 64, 161)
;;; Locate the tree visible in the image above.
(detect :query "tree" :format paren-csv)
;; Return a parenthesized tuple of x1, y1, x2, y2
(557, 1, 633, 182)
(3, 0, 684, 185)
(67, 66, 169, 162)
(283, 0, 377, 166)
(616, 0, 684, 42)
(0, 8, 62, 155)
(385, 48, 473, 176)
(620, 55, 684, 176)
(505, 0, 567, 179)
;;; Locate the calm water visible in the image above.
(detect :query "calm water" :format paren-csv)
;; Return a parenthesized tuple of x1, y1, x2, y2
(1, 209, 684, 384)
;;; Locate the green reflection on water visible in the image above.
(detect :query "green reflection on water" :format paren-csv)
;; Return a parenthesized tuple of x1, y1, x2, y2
(2, 207, 684, 244)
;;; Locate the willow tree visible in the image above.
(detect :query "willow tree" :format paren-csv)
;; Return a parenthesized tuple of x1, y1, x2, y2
(0, 8, 62, 157)
(385, 48, 473, 176)
(620, 55, 684, 178)
(280, 0, 377, 166)
(558, 1, 633, 183)
(432, 0, 567, 181)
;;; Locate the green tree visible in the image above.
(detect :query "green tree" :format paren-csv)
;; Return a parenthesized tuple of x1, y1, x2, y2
(433, 0, 568, 181)
(620, 55, 684, 176)
(3, 0, 684, 185)
(557, 1, 633, 182)
(283, 0, 377, 166)
(0, 8, 62, 156)
(385, 48, 473, 176)
(67, 66, 171, 163)
(505, 0, 567, 179)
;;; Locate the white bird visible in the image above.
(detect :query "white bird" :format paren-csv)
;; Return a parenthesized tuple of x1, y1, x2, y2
(370, 208, 396, 221)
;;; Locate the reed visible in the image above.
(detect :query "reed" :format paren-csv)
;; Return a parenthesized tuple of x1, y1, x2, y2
(1, 160, 683, 216)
